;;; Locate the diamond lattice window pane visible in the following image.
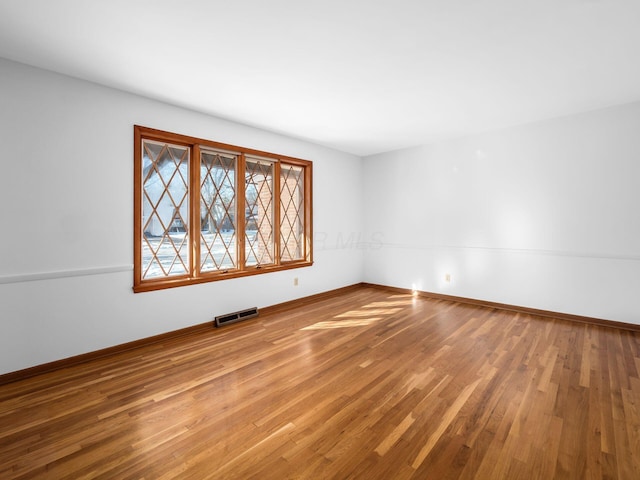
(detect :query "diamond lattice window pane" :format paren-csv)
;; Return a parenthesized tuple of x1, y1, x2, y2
(141, 140, 189, 279)
(200, 149, 237, 272)
(245, 158, 274, 266)
(280, 164, 305, 261)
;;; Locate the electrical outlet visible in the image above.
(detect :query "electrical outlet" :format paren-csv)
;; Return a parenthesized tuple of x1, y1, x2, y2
(293, 277, 299, 286)
(445, 273, 451, 283)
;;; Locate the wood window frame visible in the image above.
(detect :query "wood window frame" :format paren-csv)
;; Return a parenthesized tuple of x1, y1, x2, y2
(134, 125, 313, 293)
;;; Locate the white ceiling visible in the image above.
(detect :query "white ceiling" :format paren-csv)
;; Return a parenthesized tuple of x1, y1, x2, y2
(1, 0, 640, 156)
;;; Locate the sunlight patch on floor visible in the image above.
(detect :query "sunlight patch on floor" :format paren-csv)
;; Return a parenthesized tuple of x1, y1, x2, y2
(363, 300, 414, 308)
(301, 300, 407, 331)
(301, 317, 384, 330)
(335, 307, 402, 318)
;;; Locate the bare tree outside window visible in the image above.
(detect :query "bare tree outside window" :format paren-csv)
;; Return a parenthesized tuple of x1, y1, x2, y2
(200, 150, 237, 271)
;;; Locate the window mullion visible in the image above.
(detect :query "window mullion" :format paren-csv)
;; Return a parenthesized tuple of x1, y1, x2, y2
(237, 153, 247, 270)
(191, 144, 201, 278)
(273, 161, 281, 266)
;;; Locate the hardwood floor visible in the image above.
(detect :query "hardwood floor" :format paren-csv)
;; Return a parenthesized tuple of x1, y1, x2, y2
(1, 285, 639, 479)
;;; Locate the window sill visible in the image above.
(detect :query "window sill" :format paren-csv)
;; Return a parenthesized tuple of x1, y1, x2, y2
(133, 261, 313, 293)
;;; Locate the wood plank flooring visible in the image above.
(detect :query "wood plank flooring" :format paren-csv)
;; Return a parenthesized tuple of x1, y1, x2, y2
(1, 285, 639, 479)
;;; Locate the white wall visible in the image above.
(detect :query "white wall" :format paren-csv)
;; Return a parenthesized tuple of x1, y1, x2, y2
(0, 58, 364, 375)
(363, 102, 640, 324)
(3, 56, 639, 376)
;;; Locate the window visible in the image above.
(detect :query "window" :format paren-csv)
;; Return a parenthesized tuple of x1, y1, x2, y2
(134, 126, 312, 292)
